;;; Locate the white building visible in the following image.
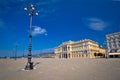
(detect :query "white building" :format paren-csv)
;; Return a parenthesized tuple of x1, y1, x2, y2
(106, 32, 120, 58)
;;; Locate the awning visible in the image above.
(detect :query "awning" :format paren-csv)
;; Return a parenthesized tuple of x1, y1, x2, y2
(109, 52, 120, 55)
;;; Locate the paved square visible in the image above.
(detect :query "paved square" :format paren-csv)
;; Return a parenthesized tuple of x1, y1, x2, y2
(0, 58, 120, 80)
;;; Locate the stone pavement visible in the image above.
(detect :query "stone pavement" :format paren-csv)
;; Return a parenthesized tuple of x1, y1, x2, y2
(0, 58, 120, 80)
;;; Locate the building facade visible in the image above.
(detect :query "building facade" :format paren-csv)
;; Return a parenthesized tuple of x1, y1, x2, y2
(55, 39, 106, 58)
(106, 32, 120, 58)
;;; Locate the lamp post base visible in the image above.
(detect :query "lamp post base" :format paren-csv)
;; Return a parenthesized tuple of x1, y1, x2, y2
(25, 62, 34, 70)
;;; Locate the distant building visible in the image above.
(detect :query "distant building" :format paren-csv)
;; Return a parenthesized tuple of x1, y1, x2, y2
(106, 32, 120, 58)
(55, 39, 106, 58)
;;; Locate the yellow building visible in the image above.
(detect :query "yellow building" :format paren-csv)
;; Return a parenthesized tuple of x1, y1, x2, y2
(55, 39, 106, 58)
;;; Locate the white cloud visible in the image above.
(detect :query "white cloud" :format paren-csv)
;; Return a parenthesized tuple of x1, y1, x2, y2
(84, 18, 108, 31)
(24, 48, 54, 54)
(39, 48, 54, 53)
(32, 26, 47, 36)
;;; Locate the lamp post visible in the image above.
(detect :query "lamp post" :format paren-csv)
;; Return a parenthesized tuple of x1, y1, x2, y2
(24, 4, 38, 70)
(15, 42, 18, 60)
(22, 43, 25, 58)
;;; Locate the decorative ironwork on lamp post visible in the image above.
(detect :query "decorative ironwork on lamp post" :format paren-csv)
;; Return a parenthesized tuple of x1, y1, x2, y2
(24, 4, 38, 70)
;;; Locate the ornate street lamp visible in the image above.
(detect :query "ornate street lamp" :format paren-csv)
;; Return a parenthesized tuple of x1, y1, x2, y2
(24, 4, 38, 70)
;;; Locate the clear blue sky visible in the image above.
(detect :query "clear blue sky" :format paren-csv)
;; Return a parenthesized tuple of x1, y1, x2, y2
(0, 0, 120, 57)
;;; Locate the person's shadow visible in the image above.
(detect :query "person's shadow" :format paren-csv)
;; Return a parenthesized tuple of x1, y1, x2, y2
(33, 62, 40, 67)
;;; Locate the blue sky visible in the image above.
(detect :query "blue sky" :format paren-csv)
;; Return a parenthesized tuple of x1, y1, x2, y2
(0, 0, 120, 57)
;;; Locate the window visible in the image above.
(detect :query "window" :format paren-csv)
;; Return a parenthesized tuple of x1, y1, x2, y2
(113, 44, 117, 48)
(119, 44, 120, 47)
